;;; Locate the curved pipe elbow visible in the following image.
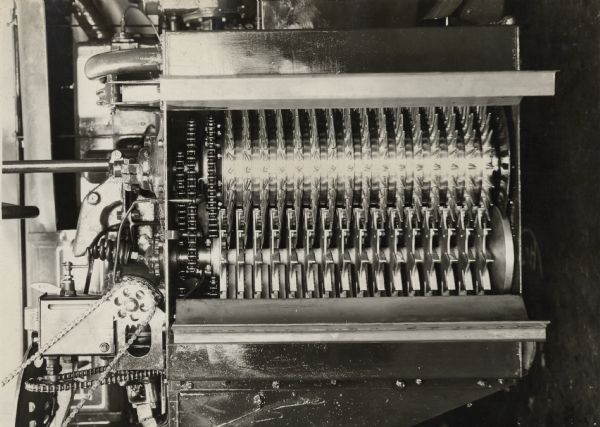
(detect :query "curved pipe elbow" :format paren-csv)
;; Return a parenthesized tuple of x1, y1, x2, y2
(85, 47, 162, 80)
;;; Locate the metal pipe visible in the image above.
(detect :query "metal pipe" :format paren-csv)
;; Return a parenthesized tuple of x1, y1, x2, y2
(72, 0, 112, 40)
(2, 159, 109, 174)
(84, 47, 161, 80)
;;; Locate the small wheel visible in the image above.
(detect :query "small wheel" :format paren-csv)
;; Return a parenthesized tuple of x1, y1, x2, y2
(15, 342, 57, 427)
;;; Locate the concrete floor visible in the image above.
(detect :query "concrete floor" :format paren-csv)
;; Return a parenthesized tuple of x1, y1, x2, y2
(422, 1, 600, 425)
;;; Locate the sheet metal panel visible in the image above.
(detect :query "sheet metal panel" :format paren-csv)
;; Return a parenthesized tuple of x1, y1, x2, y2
(172, 380, 507, 427)
(163, 27, 520, 76)
(176, 295, 533, 324)
(168, 341, 523, 381)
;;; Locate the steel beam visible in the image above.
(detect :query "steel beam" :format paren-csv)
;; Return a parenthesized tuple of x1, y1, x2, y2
(161, 71, 556, 109)
(172, 321, 547, 344)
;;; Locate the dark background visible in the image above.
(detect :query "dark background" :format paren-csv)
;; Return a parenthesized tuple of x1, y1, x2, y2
(423, 1, 600, 426)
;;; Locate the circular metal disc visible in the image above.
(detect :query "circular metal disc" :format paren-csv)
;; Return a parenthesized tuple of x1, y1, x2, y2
(488, 206, 515, 293)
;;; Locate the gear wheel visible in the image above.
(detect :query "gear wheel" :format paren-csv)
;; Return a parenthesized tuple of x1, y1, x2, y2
(16, 343, 57, 425)
(205, 114, 219, 238)
(112, 275, 160, 325)
(185, 118, 199, 276)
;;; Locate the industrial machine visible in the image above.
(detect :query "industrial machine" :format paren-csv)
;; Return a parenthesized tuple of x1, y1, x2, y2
(1, 0, 555, 426)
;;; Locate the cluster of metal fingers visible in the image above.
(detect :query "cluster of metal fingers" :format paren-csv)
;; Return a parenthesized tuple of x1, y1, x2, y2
(203, 105, 509, 299)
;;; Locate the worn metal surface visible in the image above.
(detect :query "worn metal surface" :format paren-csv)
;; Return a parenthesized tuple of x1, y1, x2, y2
(176, 295, 531, 324)
(172, 321, 547, 344)
(169, 380, 508, 426)
(162, 27, 519, 77)
(161, 71, 555, 109)
(168, 341, 523, 381)
(39, 295, 115, 356)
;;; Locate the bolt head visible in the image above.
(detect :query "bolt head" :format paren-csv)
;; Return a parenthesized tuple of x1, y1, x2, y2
(88, 192, 100, 205)
(99, 342, 110, 353)
(125, 298, 139, 312)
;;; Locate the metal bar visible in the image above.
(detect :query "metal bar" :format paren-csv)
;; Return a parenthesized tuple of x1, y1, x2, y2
(16, 0, 56, 231)
(0, 3, 26, 408)
(172, 321, 548, 344)
(2, 159, 109, 174)
(176, 295, 532, 324)
(160, 71, 556, 109)
(2, 203, 39, 219)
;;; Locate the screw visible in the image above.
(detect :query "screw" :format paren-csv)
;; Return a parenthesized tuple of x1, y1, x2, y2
(272, 380, 280, 390)
(88, 192, 100, 205)
(181, 381, 194, 390)
(477, 380, 488, 388)
(415, 379, 423, 385)
(395, 380, 406, 389)
(330, 379, 337, 386)
(253, 393, 265, 407)
(99, 342, 110, 353)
